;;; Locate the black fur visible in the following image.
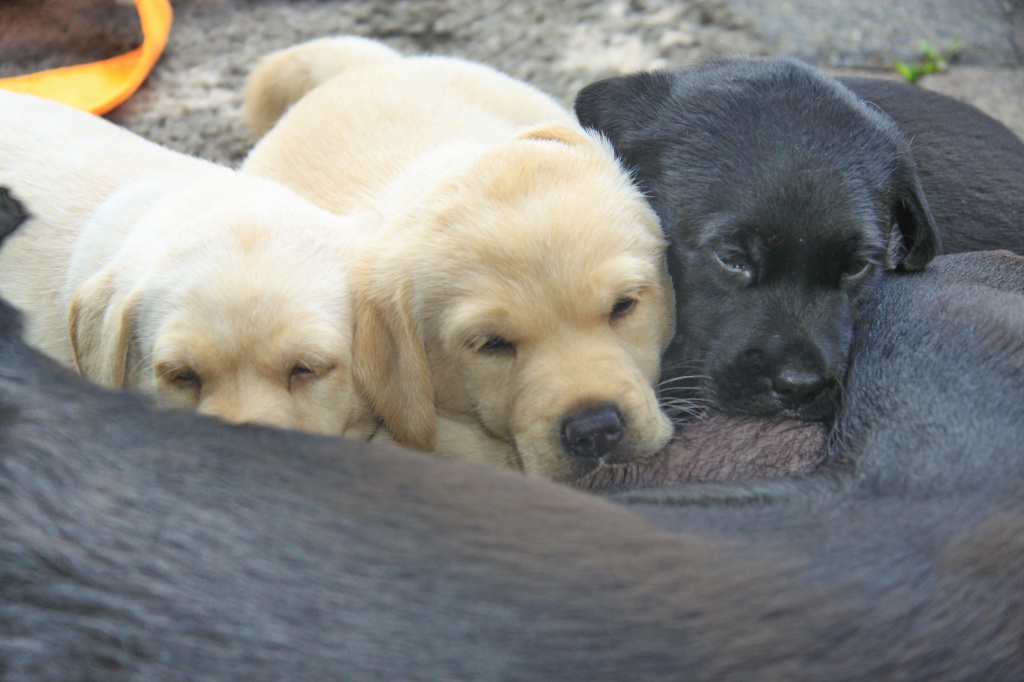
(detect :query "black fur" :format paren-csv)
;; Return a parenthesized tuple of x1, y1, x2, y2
(574, 56, 947, 421)
(612, 250, 1024, 678)
(840, 77, 1024, 255)
(0, 187, 27, 244)
(1, 185, 1023, 678)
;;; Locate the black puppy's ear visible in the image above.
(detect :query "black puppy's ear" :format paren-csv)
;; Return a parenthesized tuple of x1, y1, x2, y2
(574, 71, 673, 149)
(0, 187, 28, 247)
(891, 161, 941, 271)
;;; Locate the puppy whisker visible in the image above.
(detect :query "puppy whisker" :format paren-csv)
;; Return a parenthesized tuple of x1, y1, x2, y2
(655, 395, 712, 405)
(656, 374, 710, 388)
(659, 388, 718, 420)
(658, 393, 715, 403)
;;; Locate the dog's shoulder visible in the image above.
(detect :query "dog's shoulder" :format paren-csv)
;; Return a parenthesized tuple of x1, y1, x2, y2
(841, 77, 1024, 255)
(925, 250, 1024, 293)
(836, 251, 1024, 496)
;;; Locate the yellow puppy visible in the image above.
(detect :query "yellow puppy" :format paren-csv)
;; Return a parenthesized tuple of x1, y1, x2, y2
(0, 90, 377, 439)
(243, 37, 674, 482)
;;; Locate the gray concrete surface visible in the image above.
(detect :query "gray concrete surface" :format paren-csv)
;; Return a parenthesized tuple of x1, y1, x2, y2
(1, 0, 1021, 167)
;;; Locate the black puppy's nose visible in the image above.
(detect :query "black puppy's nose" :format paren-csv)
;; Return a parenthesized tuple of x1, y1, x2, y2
(772, 369, 828, 407)
(560, 405, 624, 459)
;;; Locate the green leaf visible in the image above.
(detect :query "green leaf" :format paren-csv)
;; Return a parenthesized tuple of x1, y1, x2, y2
(893, 61, 920, 84)
(920, 39, 942, 61)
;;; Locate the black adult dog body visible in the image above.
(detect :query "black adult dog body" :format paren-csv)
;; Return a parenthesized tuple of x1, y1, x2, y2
(841, 77, 1024, 255)
(2, 191, 1024, 677)
(574, 56, 1024, 422)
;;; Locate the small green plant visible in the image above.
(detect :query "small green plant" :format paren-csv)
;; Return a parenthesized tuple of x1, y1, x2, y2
(893, 37, 962, 84)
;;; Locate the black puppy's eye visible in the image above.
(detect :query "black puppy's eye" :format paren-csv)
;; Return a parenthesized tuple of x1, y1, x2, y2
(713, 249, 753, 278)
(478, 335, 515, 354)
(610, 297, 637, 321)
(842, 258, 873, 281)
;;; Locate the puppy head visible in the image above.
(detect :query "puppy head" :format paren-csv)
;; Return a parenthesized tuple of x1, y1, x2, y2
(575, 57, 941, 421)
(353, 125, 675, 481)
(69, 193, 378, 439)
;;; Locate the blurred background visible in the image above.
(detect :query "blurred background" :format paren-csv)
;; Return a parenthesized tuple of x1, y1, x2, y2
(1, 0, 1021, 165)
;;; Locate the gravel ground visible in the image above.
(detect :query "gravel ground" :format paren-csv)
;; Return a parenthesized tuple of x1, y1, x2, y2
(1, 0, 1021, 166)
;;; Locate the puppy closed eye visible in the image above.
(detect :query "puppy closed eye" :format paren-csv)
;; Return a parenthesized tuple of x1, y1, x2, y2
(610, 296, 638, 321)
(842, 257, 875, 283)
(713, 248, 754, 281)
(289, 361, 334, 390)
(164, 367, 201, 389)
(475, 335, 515, 355)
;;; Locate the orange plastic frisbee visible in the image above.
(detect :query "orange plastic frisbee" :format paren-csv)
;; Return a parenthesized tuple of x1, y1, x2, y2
(0, 0, 173, 115)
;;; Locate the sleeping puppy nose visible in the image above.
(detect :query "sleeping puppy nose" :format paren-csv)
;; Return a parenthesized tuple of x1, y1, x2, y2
(771, 368, 828, 407)
(560, 405, 625, 459)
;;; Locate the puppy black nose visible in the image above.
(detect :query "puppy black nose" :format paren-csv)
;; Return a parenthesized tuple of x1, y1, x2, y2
(560, 405, 624, 459)
(772, 369, 828, 406)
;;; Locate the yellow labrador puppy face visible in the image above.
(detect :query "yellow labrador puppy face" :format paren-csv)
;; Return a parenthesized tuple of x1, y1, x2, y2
(354, 131, 675, 481)
(68, 196, 378, 440)
(144, 283, 370, 438)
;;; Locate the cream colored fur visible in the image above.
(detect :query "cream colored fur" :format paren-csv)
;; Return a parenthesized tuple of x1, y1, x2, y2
(243, 37, 675, 482)
(0, 90, 378, 439)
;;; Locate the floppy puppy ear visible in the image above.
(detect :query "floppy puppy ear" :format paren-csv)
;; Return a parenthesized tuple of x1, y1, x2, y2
(573, 71, 673, 150)
(891, 159, 942, 271)
(352, 285, 436, 451)
(515, 123, 591, 146)
(68, 268, 138, 388)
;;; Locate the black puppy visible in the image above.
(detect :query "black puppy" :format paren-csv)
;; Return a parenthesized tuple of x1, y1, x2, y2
(574, 56, 942, 422)
(3, 184, 1024, 678)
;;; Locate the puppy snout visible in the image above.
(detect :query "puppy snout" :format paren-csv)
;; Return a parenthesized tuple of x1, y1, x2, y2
(560, 405, 625, 459)
(771, 368, 828, 407)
